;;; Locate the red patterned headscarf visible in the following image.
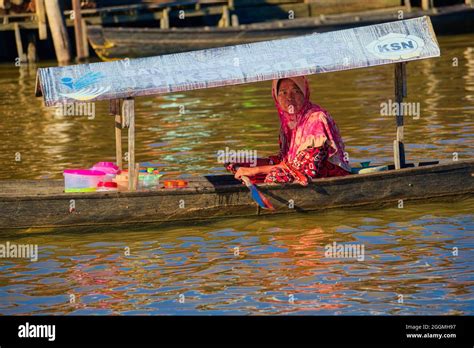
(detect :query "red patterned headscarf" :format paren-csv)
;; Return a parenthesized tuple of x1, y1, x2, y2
(271, 76, 351, 172)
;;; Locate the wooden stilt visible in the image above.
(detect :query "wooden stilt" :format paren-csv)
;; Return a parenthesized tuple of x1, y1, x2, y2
(394, 62, 407, 170)
(81, 19, 90, 59)
(220, 5, 230, 27)
(227, 0, 239, 26)
(35, 0, 47, 40)
(231, 14, 239, 27)
(405, 0, 412, 12)
(110, 100, 122, 169)
(72, 0, 86, 61)
(44, 0, 71, 64)
(27, 33, 38, 63)
(160, 8, 170, 29)
(421, 0, 430, 11)
(14, 23, 27, 64)
(122, 98, 136, 191)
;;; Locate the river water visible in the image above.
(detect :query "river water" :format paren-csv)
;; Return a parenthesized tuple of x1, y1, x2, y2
(0, 34, 473, 315)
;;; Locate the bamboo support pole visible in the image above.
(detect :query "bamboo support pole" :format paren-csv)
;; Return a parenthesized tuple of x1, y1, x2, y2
(44, 0, 71, 64)
(134, 163, 139, 191)
(394, 62, 407, 170)
(122, 98, 136, 191)
(110, 99, 122, 169)
(115, 114, 123, 169)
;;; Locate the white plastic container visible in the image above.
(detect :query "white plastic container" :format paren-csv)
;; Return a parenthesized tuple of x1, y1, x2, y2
(63, 169, 106, 192)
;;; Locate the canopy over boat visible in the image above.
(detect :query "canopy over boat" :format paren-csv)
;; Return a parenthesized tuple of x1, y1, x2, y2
(36, 16, 439, 106)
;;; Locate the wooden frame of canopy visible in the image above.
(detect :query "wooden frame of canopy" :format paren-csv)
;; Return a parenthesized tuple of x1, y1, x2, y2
(394, 62, 407, 170)
(109, 98, 137, 191)
(35, 16, 440, 192)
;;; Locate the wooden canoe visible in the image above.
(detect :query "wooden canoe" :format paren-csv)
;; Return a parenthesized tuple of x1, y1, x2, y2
(87, 4, 474, 60)
(1, 160, 473, 232)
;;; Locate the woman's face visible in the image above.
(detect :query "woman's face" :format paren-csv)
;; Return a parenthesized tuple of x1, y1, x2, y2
(277, 79, 305, 115)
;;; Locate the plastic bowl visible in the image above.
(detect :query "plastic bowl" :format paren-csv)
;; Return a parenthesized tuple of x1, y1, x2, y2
(91, 162, 120, 175)
(63, 169, 106, 193)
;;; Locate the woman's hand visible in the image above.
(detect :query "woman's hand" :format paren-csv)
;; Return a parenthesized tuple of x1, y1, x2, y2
(234, 167, 258, 180)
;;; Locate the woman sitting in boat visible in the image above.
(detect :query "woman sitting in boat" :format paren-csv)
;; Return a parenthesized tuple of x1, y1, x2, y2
(226, 76, 351, 185)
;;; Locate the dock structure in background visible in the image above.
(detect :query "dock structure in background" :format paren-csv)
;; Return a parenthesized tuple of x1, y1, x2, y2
(1, 0, 474, 63)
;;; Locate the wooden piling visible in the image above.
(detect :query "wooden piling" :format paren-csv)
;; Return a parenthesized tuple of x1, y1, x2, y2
(72, 0, 86, 61)
(404, 0, 411, 12)
(231, 14, 239, 27)
(44, 0, 71, 64)
(27, 33, 38, 63)
(35, 0, 47, 40)
(160, 7, 170, 29)
(227, 0, 239, 27)
(13, 23, 27, 64)
(220, 5, 230, 27)
(394, 62, 407, 170)
(81, 19, 90, 58)
(421, 0, 430, 11)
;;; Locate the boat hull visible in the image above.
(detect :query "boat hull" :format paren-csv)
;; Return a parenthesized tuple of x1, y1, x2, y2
(0, 161, 473, 231)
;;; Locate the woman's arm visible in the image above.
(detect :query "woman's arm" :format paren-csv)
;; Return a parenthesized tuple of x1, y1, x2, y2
(234, 163, 284, 179)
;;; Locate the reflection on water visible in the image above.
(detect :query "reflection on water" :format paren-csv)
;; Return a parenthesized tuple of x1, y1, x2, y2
(0, 35, 473, 315)
(0, 198, 473, 315)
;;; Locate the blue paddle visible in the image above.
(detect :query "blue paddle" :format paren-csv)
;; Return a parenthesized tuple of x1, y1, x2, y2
(241, 176, 275, 210)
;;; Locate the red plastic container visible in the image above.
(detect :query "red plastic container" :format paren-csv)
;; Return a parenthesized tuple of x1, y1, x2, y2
(163, 180, 188, 189)
(97, 181, 118, 192)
